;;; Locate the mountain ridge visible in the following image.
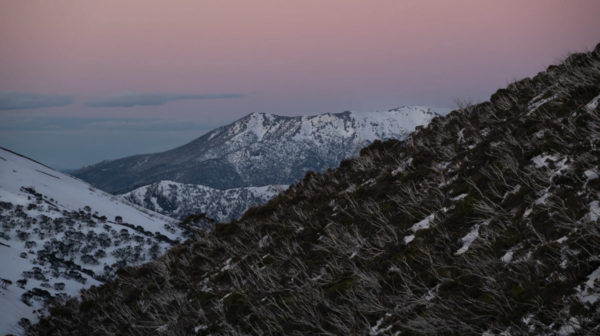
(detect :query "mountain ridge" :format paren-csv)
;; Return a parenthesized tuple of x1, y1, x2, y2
(120, 181, 287, 222)
(73, 106, 447, 194)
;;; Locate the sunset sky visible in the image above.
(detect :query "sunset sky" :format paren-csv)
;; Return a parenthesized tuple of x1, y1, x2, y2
(1, 0, 599, 169)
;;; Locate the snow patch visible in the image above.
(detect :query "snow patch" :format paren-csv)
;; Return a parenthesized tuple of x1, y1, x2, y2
(457, 128, 466, 144)
(535, 191, 550, 205)
(258, 235, 270, 249)
(424, 284, 440, 301)
(221, 258, 233, 272)
(530, 154, 569, 178)
(369, 317, 392, 336)
(577, 266, 600, 304)
(528, 93, 557, 114)
(455, 225, 480, 255)
(589, 201, 600, 222)
(410, 214, 435, 232)
(584, 93, 600, 112)
(194, 324, 208, 333)
(531, 154, 557, 168)
(451, 193, 468, 201)
(557, 317, 581, 335)
(584, 169, 599, 182)
(501, 250, 514, 263)
(455, 220, 490, 256)
(403, 214, 435, 244)
(392, 157, 413, 176)
(388, 266, 400, 274)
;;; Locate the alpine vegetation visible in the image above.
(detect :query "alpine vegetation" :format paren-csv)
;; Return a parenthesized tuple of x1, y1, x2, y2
(0, 148, 194, 334)
(30, 45, 600, 335)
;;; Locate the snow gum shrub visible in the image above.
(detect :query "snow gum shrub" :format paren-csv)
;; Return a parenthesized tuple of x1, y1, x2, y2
(553, 185, 588, 219)
(530, 210, 556, 239)
(223, 292, 250, 322)
(181, 213, 214, 226)
(18, 319, 32, 332)
(492, 225, 524, 254)
(123, 287, 142, 307)
(339, 158, 353, 169)
(212, 222, 239, 237)
(500, 183, 531, 209)
(359, 139, 384, 157)
(146, 275, 166, 293)
(48, 304, 72, 319)
(443, 195, 475, 231)
(133, 263, 154, 278)
(241, 196, 279, 220)
(0, 278, 12, 289)
(322, 275, 355, 298)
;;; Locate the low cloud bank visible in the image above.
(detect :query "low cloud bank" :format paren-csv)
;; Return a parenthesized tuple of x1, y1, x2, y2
(85, 92, 245, 108)
(0, 91, 72, 110)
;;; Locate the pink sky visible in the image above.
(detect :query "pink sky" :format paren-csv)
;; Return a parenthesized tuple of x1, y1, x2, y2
(0, 1, 599, 167)
(1, 0, 599, 118)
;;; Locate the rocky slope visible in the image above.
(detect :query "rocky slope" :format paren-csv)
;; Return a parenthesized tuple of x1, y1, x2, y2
(120, 181, 287, 222)
(0, 148, 191, 334)
(73, 107, 446, 194)
(31, 45, 600, 335)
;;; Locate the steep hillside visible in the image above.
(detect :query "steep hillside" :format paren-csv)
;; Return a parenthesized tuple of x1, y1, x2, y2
(0, 148, 189, 334)
(121, 181, 287, 222)
(31, 45, 600, 335)
(73, 107, 446, 193)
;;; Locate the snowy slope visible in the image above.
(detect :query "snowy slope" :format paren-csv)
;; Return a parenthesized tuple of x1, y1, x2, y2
(0, 148, 178, 238)
(0, 147, 185, 334)
(74, 106, 450, 193)
(121, 181, 287, 222)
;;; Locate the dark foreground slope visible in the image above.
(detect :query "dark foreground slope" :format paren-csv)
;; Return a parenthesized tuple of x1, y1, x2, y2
(31, 46, 600, 335)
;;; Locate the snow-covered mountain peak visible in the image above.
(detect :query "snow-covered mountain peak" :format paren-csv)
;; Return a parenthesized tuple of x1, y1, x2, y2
(350, 106, 444, 142)
(233, 112, 277, 141)
(73, 106, 449, 193)
(225, 106, 446, 144)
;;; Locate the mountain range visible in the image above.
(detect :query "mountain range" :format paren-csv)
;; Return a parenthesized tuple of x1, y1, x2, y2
(73, 106, 447, 194)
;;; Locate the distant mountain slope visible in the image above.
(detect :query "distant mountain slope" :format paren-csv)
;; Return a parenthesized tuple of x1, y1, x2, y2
(31, 45, 600, 335)
(0, 147, 188, 334)
(121, 181, 287, 222)
(73, 106, 446, 193)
